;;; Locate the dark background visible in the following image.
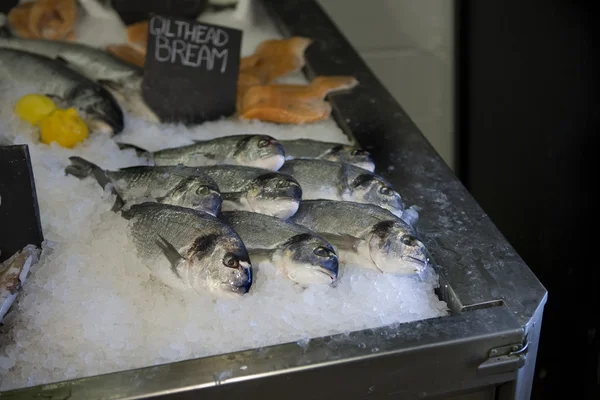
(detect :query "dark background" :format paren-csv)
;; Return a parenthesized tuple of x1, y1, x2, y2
(455, 0, 598, 398)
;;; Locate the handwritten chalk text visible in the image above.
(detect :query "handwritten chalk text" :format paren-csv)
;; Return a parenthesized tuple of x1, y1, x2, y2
(150, 15, 229, 73)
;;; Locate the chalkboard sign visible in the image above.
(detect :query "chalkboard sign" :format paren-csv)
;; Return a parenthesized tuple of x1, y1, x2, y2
(0, 145, 44, 263)
(111, 0, 209, 26)
(142, 14, 242, 124)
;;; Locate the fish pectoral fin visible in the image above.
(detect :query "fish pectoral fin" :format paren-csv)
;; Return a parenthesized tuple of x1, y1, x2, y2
(319, 233, 362, 251)
(155, 234, 184, 279)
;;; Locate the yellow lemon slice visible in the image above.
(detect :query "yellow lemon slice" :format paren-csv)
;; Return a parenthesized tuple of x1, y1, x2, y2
(15, 94, 58, 125)
(39, 108, 89, 148)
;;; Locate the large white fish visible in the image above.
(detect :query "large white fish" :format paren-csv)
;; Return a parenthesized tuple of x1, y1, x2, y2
(0, 48, 124, 134)
(0, 37, 159, 122)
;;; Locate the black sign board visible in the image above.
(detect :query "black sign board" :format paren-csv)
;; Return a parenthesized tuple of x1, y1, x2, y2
(111, 0, 209, 25)
(1, 0, 19, 14)
(0, 145, 44, 263)
(142, 14, 242, 125)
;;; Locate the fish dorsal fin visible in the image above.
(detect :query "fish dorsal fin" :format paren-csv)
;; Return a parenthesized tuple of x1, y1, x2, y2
(155, 234, 184, 279)
(319, 233, 361, 251)
(116, 142, 152, 158)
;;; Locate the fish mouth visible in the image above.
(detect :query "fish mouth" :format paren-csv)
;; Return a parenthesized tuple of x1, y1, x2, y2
(248, 154, 285, 171)
(383, 203, 405, 219)
(277, 183, 302, 201)
(253, 199, 299, 219)
(196, 192, 222, 216)
(400, 255, 429, 273)
(230, 282, 251, 295)
(285, 264, 336, 286)
(221, 280, 251, 296)
(316, 266, 337, 283)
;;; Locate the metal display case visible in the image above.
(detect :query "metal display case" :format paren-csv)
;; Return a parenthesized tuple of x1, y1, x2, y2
(0, 1, 547, 399)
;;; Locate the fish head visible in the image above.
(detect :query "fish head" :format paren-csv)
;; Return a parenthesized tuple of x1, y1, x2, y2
(187, 233, 253, 297)
(67, 85, 124, 135)
(244, 173, 302, 218)
(278, 233, 338, 285)
(368, 220, 429, 275)
(234, 135, 285, 170)
(351, 175, 404, 216)
(160, 178, 222, 216)
(325, 145, 376, 172)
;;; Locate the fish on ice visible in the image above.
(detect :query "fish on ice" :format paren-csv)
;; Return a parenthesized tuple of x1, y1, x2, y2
(117, 134, 285, 171)
(0, 48, 124, 135)
(279, 138, 375, 172)
(121, 203, 253, 297)
(192, 165, 302, 219)
(290, 200, 430, 276)
(0, 36, 159, 122)
(220, 211, 338, 285)
(279, 159, 404, 218)
(65, 157, 223, 215)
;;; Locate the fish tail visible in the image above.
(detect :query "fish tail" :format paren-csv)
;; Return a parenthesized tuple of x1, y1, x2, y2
(65, 156, 100, 179)
(116, 142, 152, 158)
(66, 156, 126, 212)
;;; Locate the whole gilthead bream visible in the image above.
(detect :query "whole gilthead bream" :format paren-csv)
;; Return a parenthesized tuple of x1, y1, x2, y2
(118, 134, 285, 171)
(0, 48, 124, 134)
(279, 138, 375, 172)
(279, 159, 404, 218)
(0, 36, 159, 122)
(65, 156, 222, 215)
(290, 200, 430, 276)
(121, 203, 252, 297)
(220, 211, 338, 285)
(191, 165, 302, 219)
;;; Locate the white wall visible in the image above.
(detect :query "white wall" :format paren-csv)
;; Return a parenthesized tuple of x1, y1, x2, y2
(317, 0, 455, 170)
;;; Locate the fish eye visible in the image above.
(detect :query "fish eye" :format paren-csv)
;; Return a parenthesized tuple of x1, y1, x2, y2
(196, 186, 210, 195)
(379, 186, 393, 196)
(314, 246, 332, 257)
(258, 139, 270, 148)
(223, 253, 240, 268)
(400, 234, 417, 246)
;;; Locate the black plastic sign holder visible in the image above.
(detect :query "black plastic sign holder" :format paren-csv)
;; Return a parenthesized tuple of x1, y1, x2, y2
(0, 144, 44, 263)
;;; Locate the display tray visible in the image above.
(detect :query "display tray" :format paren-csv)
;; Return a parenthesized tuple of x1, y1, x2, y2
(0, 1, 547, 399)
